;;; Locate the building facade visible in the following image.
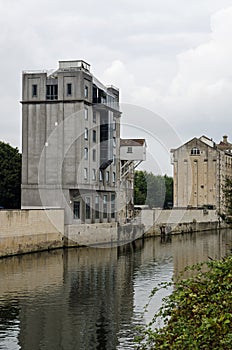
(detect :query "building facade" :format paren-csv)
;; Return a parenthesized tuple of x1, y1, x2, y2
(21, 60, 146, 226)
(171, 135, 232, 213)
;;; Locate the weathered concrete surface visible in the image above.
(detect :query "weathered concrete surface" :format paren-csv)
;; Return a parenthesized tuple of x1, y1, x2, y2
(140, 208, 222, 236)
(65, 222, 144, 247)
(0, 209, 64, 257)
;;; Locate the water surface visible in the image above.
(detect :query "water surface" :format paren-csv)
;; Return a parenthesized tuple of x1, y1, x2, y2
(0, 229, 231, 350)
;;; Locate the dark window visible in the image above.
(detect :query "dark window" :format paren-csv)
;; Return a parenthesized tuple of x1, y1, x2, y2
(111, 194, 115, 218)
(127, 146, 133, 153)
(95, 196, 99, 219)
(67, 83, 72, 96)
(103, 195, 107, 219)
(73, 201, 80, 219)
(93, 111, 96, 123)
(93, 130, 96, 143)
(191, 147, 200, 155)
(85, 197, 91, 219)
(32, 84, 37, 97)
(106, 171, 110, 183)
(46, 84, 58, 100)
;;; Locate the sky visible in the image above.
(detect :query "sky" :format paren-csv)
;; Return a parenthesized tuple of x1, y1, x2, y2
(1, 0, 232, 175)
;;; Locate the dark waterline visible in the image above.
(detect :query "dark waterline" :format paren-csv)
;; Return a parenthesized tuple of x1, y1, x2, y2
(0, 229, 231, 350)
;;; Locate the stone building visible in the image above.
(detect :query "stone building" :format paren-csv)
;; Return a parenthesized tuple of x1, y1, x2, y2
(21, 60, 146, 226)
(171, 135, 232, 213)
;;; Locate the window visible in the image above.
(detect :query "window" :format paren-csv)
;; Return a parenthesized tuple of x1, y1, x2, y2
(95, 196, 100, 219)
(103, 195, 107, 219)
(113, 119, 116, 130)
(106, 171, 110, 182)
(67, 83, 72, 96)
(92, 169, 96, 181)
(93, 111, 96, 123)
(112, 172, 116, 183)
(111, 194, 115, 218)
(84, 108, 88, 120)
(84, 128, 88, 140)
(113, 137, 116, 148)
(127, 146, 133, 153)
(32, 84, 37, 97)
(84, 168, 88, 179)
(73, 201, 80, 219)
(191, 147, 200, 155)
(99, 170, 103, 181)
(113, 154, 116, 166)
(85, 197, 91, 219)
(46, 84, 58, 100)
(93, 130, 96, 143)
(84, 85, 88, 98)
(92, 149, 96, 162)
(84, 147, 88, 160)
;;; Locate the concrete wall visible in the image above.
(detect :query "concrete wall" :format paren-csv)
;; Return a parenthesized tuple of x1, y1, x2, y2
(65, 222, 144, 247)
(140, 208, 220, 236)
(0, 209, 64, 257)
(120, 145, 146, 161)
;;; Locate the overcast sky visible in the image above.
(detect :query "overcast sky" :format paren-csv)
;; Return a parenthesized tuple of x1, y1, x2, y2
(1, 0, 232, 174)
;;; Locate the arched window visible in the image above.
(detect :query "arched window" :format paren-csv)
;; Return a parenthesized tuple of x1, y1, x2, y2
(191, 147, 200, 155)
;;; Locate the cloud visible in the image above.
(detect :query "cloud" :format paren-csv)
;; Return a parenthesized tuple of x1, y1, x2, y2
(102, 6, 232, 148)
(1, 0, 232, 165)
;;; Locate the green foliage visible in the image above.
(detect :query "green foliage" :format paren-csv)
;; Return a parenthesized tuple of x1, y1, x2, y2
(135, 255, 232, 350)
(223, 176, 232, 216)
(0, 141, 21, 209)
(134, 171, 173, 208)
(134, 171, 147, 205)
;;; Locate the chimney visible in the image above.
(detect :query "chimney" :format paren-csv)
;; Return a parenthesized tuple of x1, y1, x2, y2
(223, 135, 228, 143)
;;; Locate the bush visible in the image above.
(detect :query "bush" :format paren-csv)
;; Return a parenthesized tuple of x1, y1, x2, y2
(135, 255, 232, 350)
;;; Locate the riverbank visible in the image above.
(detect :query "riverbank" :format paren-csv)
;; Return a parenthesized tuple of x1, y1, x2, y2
(0, 208, 229, 258)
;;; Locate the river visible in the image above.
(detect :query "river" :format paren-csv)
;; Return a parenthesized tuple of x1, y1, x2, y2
(0, 229, 231, 350)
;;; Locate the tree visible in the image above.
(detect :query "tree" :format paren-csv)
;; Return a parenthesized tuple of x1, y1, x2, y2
(134, 171, 173, 209)
(134, 171, 147, 205)
(0, 141, 21, 209)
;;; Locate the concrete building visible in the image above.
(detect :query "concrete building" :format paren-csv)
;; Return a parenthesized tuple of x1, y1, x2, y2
(171, 135, 232, 213)
(21, 60, 146, 228)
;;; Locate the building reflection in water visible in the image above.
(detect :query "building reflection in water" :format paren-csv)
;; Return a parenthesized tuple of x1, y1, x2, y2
(0, 229, 231, 350)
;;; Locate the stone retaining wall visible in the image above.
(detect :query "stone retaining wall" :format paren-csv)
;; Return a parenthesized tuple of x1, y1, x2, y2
(0, 209, 64, 257)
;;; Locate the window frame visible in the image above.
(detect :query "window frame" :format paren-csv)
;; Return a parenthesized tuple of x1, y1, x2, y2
(84, 168, 88, 180)
(73, 201, 80, 219)
(67, 83, 72, 96)
(84, 128, 88, 140)
(85, 197, 91, 220)
(32, 84, 37, 97)
(84, 147, 88, 160)
(92, 130, 97, 143)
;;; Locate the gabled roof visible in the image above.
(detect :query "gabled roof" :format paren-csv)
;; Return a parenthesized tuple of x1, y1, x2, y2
(171, 135, 216, 152)
(120, 138, 146, 147)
